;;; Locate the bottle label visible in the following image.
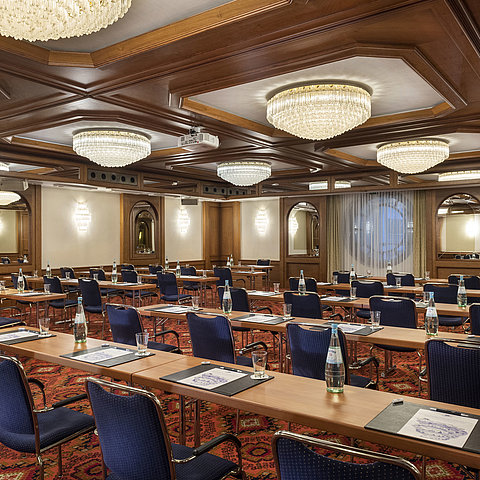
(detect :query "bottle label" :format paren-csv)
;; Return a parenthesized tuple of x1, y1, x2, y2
(326, 346, 342, 364)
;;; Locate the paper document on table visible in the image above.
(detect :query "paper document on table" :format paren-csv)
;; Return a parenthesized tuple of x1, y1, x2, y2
(14, 292, 45, 296)
(73, 348, 131, 364)
(248, 291, 277, 296)
(317, 282, 332, 286)
(179, 367, 247, 390)
(398, 408, 477, 448)
(322, 296, 350, 302)
(0, 330, 37, 342)
(154, 305, 191, 313)
(338, 324, 368, 333)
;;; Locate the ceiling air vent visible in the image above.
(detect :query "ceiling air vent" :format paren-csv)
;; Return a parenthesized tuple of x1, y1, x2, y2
(88, 169, 138, 186)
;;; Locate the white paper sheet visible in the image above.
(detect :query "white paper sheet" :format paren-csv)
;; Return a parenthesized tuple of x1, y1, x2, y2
(14, 292, 45, 296)
(248, 291, 277, 296)
(0, 330, 38, 342)
(155, 305, 191, 313)
(241, 315, 277, 323)
(179, 367, 247, 390)
(398, 408, 477, 448)
(337, 324, 367, 333)
(322, 296, 350, 302)
(73, 347, 131, 364)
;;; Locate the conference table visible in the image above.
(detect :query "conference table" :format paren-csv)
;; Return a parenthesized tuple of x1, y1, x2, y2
(230, 264, 274, 288)
(1, 326, 479, 472)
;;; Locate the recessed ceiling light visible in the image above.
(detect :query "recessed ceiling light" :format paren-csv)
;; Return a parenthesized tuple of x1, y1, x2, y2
(438, 171, 480, 182)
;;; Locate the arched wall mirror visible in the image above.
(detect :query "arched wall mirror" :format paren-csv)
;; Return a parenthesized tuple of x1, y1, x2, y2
(437, 193, 480, 259)
(0, 194, 30, 264)
(132, 202, 156, 255)
(288, 202, 320, 256)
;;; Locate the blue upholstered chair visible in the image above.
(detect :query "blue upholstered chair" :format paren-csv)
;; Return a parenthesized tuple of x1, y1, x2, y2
(149, 265, 163, 274)
(332, 271, 352, 296)
(43, 276, 78, 323)
(121, 269, 156, 304)
(272, 431, 420, 480)
(11, 274, 35, 317)
(0, 306, 25, 328)
(256, 259, 270, 266)
(426, 339, 480, 409)
(470, 303, 480, 335)
(423, 283, 466, 329)
(106, 304, 181, 353)
(59, 266, 80, 294)
(351, 280, 384, 320)
(89, 268, 123, 299)
(78, 278, 106, 338)
(448, 274, 480, 289)
(157, 272, 191, 304)
(180, 266, 201, 292)
(386, 273, 415, 299)
(0, 355, 95, 480)
(186, 312, 267, 367)
(120, 264, 134, 270)
(369, 296, 421, 382)
(287, 323, 378, 388)
(288, 277, 317, 293)
(86, 377, 244, 480)
(213, 267, 245, 288)
(283, 291, 323, 319)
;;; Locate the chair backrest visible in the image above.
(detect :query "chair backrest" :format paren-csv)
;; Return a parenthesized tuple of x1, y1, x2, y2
(283, 292, 322, 319)
(423, 283, 457, 304)
(120, 264, 135, 271)
(272, 431, 420, 480)
(148, 265, 163, 274)
(287, 324, 350, 383)
(426, 339, 480, 409)
(89, 268, 107, 281)
(351, 280, 384, 298)
(86, 378, 174, 479)
(386, 273, 415, 286)
(156, 272, 179, 296)
(180, 266, 196, 276)
(448, 274, 480, 289)
(121, 269, 138, 283)
(218, 286, 249, 312)
(79, 278, 102, 307)
(288, 277, 317, 293)
(333, 271, 351, 283)
(257, 259, 270, 266)
(1, 257, 10, 264)
(470, 303, 480, 335)
(369, 296, 417, 329)
(106, 304, 142, 346)
(0, 355, 36, 449)
(213, 267, 233, 287)
(11, 274, 29, 290)
(186, 312, 235, 363)
(60, 267, 76, 279)
(43, 275, 63, 294)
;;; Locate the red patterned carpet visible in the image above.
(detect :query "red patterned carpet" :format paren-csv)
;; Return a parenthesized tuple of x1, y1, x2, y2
(0, 298, 471, 479)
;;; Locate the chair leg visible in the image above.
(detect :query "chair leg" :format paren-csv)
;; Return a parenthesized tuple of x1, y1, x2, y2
(57, 444, 63, 476)
(37, 454, 45, 480)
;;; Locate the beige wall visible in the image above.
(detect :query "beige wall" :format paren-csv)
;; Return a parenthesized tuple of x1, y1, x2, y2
(164, 197, 203, 261)
(439, 214, 480, 252)
(41, 187, 121, 268)
(240, 198, 280, 261)
(0, 210, 17, 253)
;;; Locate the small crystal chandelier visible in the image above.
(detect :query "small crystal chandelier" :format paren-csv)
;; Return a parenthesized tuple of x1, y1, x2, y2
(217, 161, 271, 186)
(73, 129, 151, 168)
(438, 171, 480, 182)
(0, 0, 132, 42)
(0, 191, 20, 206)
(377, 139, 449, 174)
(266, 82, 371, 140)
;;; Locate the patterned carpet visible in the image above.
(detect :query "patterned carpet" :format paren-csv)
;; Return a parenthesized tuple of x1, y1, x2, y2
(0, 296, 472, 479)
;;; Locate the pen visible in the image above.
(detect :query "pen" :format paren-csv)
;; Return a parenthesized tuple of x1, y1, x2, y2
(430, 407, 469, 417)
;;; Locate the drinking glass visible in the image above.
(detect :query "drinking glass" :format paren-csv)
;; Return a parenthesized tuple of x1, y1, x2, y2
(425, 271, 430, 280)
(366, 270, 372, 277)
(65, 272, 71, 280)
(44, 284, 50, 294)
(238, 261, 242, 266)
(202, 269, 207, 278)
(39, 317, 50, 336)
(273, 282, 280, 294)
(370, 310, 381, 328)
(396, 277, 401, 287)
(423, 292, 430, 304)
(350, 286, 357, 300)
(332, 274, 338, 285)
(251, 350, 268, 379)
(250, 265, 255, 273)
(33, 270, 38, 278)
(0, 280, 5, 292)
(93, 273, 99, 281)
(111, 272, 118, 284)
(192, 295, 200, 310)
(283, 303, 292, 319)
(137, 275, 142, 284)
(135, 331, 149, 356)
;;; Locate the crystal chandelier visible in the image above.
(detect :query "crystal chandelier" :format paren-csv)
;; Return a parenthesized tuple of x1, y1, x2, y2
(217, 161, 271, 186)
(73, 130, 151, 168)
(0, 0, 132, 42)
(377, 139, 449, 174)
(438, 171, 480, 182)
(266, 83, 371, 140)
(0, 191, 20, 206)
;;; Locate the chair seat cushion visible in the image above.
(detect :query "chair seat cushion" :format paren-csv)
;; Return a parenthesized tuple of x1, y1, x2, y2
(355, 309, 370, 319)
(161, 294, 192, 302)
(0, 407, 94, 453)
(183, 285, 201, 291)
(0, 316, 20, 327)
(438, 315, 464, 327)
(350, 374, 373, 388)
(49, 299, 78, 309)
(147, 340, 178, 353)
(84, 304, 105, 315)
(235, 355, 253, 367)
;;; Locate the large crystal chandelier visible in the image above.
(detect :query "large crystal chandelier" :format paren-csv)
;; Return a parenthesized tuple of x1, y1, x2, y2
(266, 83, 371, 140)
(438, 171, 480, 182)
(0, 191, 20, 206)
(0, 0, 132, 42)
(377, 139, 449, 174)
(73, 130, 151, 168)
(217, 161, 271, 186)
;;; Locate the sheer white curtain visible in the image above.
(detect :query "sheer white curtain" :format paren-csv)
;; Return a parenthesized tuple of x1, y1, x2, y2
(336, 191, 414, 276)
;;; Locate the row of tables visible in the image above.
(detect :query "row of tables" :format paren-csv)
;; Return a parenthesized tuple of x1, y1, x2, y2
(0, 323, 478, 471)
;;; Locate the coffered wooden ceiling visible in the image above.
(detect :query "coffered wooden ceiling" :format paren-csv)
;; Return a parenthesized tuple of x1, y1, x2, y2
(1, 0, 480, 198)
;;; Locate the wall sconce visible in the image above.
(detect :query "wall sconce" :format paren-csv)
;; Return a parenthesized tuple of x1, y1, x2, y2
(177, 207, 190, 235)
(289, 215, 298, 236)
(74, 201, 91, 233)
(254, 207, 269, 235)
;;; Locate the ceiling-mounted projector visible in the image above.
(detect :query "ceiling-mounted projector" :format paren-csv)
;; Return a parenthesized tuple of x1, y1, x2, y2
(178, 126, 219, 152)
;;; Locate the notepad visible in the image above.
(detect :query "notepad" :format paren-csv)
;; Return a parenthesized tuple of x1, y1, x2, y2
(322, 296, 350, 302)
(248, 291, 277, 296)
